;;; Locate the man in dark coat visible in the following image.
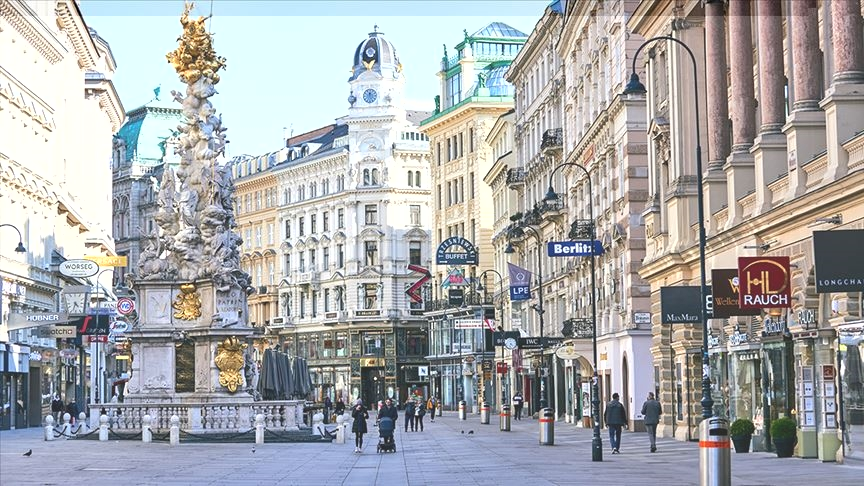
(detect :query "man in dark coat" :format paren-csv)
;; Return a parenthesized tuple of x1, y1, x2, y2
(604, 392, 628, 454)
(378, 397, 399, 423)
(641, 392, 662, 452)
(403, 398, 416, 432)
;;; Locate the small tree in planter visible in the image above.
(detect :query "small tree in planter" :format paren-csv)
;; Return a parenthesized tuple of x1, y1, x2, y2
(770, 416, 798, 458)
(730, 418, 755, 453)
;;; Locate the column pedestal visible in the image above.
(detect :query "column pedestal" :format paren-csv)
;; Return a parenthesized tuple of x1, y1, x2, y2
(703, 167, 728, 235)
(820, 82, 864, 181)
(783, 109, 827, 200)
(751, 132, 788, 215)
(722, 151, 755, 230)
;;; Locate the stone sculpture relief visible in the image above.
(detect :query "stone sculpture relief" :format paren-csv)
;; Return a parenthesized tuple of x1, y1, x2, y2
(136, 0, 250, 295)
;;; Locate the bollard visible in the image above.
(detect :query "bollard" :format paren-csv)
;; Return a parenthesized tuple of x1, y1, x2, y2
(78, 412, 89, 434)
(255, 414, 265, 445)
(499, 405, 511, 432)
(699, 416, 731, 486)
(539, 407, 555, 445)
(480, 402, 490, 425)
(169, 415, 180, 446)
(99, 414, 109, 442)
(335, 414, 346, 444)
(45, 415, 55, 441)
(458, 400, 467, 421)
(142, 414, 152, 443)
(312, 412, 325, 437)
(61, 412, 72, 439)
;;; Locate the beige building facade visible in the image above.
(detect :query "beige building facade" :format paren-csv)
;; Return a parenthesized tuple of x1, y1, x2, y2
(629, 0, 864, 460)
(0, 0, 124, 429)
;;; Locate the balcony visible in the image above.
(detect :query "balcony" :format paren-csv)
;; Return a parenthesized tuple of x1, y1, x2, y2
(294, 271, 320, 286)
(568, 219, 595, 240)
(540, 128, 563, 156)
(506, 168, 526, 189)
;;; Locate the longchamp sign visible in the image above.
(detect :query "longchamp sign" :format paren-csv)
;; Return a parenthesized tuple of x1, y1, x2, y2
(738, 256, 791, 309)
(813, 230, 864, 293)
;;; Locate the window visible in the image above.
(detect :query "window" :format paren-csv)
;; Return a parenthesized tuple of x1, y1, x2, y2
(363, 284, 379, 310)
(284, 220, 291, 239)
(268, 223, 274, 245)
(284, 253, 291, 273)
(309, 249, 316, 270)
(414, 171, 421, 187)
(265, 189, 272, 208)
(256, 191, 261, 210)
(469, 127, 474, 152)
(255, 264, 262, 286)
(269, 262, 275, 285)
(365, 204, 378, 225)
(337, 208, 345, 229)
(336, 332, 348, 357)
(244, 229, 251, 249)
(371, 168, 379, 185)
(324, 288, 331, 312)
(410, 205, 421, 226)
(323, 211, 329, 231)
(470, 172, 475, 199)
(299, 217, 305, 236)
(299, 293, 306, 319)
(364, 241, 378, 266)
(311, 291, 318, 318)
(363, 169, 370, 185)
(255, 226, 262, 247)
(323, 247, 330, 269)
(245, 194, 251, 212)
(310, 214, 317, 234)
(299, 252, 306, 272)
(337, 244, 344, 268)
(409, 241, 421, 265)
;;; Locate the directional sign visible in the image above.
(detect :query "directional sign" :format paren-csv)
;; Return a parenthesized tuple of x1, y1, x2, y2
(70, 315, 111, 335)
(116, 298, 135, 315)
(454, 319, 485, 329)
(547, 240, 604, 257)
(83, 255, 128, 267)
(58, 259, 99, 278)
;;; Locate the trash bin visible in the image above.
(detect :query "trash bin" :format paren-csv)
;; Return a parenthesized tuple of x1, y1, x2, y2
(480, 402, 490, 424)
(500, 405, 511, 431)
(539, 407, 554, 445)
(699, 416, 731, 486)
(458, 400, 467, 421)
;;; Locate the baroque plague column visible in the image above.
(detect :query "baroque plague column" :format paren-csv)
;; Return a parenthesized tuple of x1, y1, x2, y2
(124, 2, 255, 406)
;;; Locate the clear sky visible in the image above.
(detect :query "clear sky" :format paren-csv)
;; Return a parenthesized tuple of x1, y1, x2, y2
(79, 0, 549, 157)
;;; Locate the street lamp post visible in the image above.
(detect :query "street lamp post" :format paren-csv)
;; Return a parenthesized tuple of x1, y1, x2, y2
(476, 269, 504, 409)
(622, 35, 713, 420)
(544, 162, 602, 462)
(505, 224, 547, 410)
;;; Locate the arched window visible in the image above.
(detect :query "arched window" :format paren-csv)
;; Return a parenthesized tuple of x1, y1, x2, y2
(363, 169, 371, 186)
(371, 168, 379, 185)
(407, 172, 413, 187)
(414, 171, 421, 187)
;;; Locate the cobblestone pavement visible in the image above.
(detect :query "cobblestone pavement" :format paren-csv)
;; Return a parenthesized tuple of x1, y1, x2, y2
(2, 412, 862, 485)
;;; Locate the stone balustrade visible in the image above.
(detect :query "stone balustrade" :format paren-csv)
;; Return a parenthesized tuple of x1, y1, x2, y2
(88, 400, 305, 432)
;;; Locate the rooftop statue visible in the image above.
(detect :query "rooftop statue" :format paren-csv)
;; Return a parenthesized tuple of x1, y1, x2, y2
(137, 1, 249, 294)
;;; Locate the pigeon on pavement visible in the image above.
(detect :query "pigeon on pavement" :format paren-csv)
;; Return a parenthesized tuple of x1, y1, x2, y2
(468, 430, 474, 435)
(461, 430, 465, 434)
(23, 449, 32, 457)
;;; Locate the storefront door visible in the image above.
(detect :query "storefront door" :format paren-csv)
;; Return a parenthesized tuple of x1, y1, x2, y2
(839, 327, 864, 461)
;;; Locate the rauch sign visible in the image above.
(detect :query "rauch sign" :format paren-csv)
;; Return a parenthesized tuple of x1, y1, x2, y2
(737, 256, 791, 309)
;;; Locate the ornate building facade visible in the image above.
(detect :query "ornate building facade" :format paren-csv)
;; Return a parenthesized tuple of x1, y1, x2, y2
(420, 22, 527, 413)
(630, 0, 864, 460)
(232, 28, 433, 406)
(0, 0, 123, 429)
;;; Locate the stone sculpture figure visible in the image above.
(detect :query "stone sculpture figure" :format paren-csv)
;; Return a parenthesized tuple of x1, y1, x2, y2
(244, 352, 260, 400)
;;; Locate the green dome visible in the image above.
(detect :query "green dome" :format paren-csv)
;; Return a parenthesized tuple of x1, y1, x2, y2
(116, 100, 184, 164)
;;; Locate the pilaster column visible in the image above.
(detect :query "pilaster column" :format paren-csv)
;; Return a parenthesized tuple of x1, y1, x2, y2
(752, 0, 788, 214)
(821, 0, 864, 181)
(724, 0, 756, 229)
(703, 0, 729, 234)
(784, 0, 826, 200)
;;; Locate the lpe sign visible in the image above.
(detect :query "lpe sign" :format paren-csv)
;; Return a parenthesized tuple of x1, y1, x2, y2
(738, 256, 791, 309)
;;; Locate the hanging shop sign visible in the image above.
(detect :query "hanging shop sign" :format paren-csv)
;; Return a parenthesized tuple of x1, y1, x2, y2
(507, 263, 531, 301)
(660, 286, 702, 324)
(58, 259, 99, 278)
(762, 316, 787, 336)
(435, 237, 478, 265)
(728, 327, 750, 346)
(83, 255, 128, 267)
(711, 269, 760, 318)
(813, 230, 864, 293)
(546, 240, 604, 257)
(447, 288, 464, 307)
(737, 256, 791, 309)
(7, 312, 70, 331)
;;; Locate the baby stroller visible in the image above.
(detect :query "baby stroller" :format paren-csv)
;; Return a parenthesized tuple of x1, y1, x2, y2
(377, 416, 396, 453)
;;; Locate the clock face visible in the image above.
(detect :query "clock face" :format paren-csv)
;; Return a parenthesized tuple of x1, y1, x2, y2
(365, 47, 376, 58)
(504, 338, 518, 350)
(363, 89, 378, 103)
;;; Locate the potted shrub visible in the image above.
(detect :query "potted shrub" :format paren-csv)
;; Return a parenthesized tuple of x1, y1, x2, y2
(770, 416, 798, 458)
(729, 418, 755, 453)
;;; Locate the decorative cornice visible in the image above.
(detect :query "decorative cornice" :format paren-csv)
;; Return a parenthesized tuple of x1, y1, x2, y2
(55, 0, 99, 70)
(0, 1, 63, 64)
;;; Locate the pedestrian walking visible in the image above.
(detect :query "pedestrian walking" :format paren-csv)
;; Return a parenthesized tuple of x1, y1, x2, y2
(426, 396, 436, 422)
(323, 396, 332, 424)
(415, 399, 426, 431)
(403, 398, 416, 432)
(604, 392, 628, 454)
(512, 391, 524, 420)
(641, 392, 662, 453)
(378, 397, 399, 423)
(351, 399, 369, 453)
(51, 394, 63, 422)
(334, 397, 345, 417)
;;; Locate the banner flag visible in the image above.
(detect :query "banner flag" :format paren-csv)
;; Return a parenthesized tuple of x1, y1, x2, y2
(508, 263, 531, 301)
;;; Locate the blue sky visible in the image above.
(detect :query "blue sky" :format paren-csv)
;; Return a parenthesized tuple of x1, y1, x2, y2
(79, 0, 548, 157)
